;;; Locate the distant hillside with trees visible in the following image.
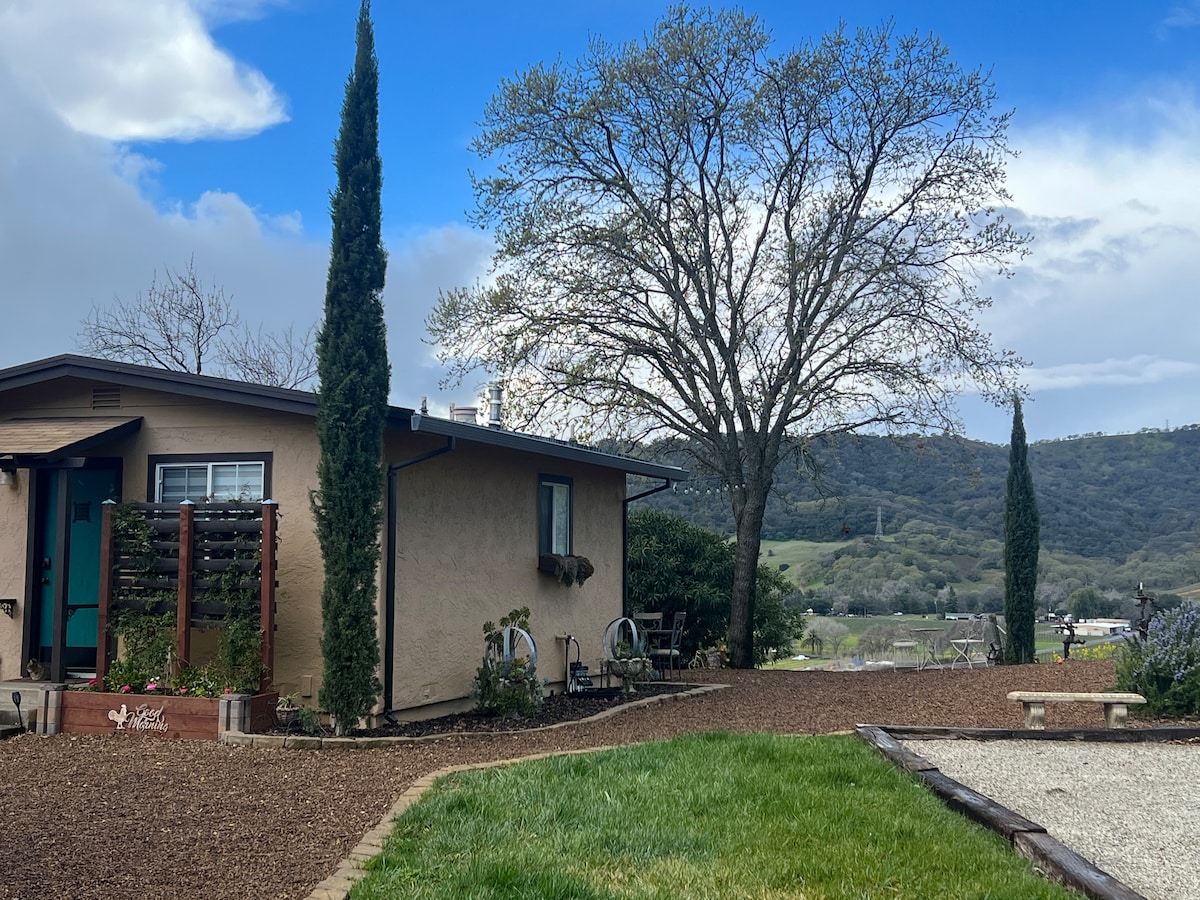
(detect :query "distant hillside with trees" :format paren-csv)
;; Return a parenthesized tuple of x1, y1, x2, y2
(632, 426, 1200, 615)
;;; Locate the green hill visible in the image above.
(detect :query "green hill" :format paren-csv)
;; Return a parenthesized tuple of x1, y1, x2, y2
(635, 426, 1200, 611)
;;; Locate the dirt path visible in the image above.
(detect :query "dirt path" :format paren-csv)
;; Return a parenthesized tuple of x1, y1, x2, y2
(0, 660, 1169, 900)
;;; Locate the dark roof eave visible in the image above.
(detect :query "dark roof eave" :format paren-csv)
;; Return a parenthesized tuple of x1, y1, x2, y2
(410, 414, 687, 480)
(0, 355, 683, 477)
(0, 354, 415, 425)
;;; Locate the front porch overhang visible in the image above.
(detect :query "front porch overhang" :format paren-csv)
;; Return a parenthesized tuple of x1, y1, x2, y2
(0, 416, 143, 468)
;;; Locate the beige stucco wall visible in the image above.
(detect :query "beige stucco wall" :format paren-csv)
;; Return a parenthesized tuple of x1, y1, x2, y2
(1, 375, 630, 713)
(386, 434, 626, 715)
(0, 377, 324, 693)
(0, 469, 30, 679)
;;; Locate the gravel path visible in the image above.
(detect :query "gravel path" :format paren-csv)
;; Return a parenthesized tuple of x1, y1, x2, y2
(0, 660, 1191, 899)
(904, 738, 1200, 900)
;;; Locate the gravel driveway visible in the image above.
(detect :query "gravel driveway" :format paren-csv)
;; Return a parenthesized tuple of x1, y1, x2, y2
(0, 660, 1190, 899)
(904, 738, 1200, 900)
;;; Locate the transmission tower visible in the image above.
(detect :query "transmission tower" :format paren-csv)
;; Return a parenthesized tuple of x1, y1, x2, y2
(875, 506, 883, 541)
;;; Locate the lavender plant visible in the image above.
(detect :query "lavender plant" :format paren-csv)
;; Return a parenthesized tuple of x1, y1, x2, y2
(1115, 603, 1200, 716)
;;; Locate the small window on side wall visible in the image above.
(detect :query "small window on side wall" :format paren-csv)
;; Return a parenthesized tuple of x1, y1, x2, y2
(538, 475, 572, 555)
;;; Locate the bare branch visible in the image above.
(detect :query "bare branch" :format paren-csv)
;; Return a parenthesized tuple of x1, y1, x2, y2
(78, 258, 317, 389)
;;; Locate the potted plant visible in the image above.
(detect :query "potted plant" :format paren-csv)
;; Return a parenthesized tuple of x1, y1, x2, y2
(608, 637, 651, 693)
(692, 641, 727, 669)
(275, 694, 300, 726)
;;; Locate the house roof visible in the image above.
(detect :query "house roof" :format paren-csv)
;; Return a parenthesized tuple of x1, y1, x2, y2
(0, 416, 143, 463)
(410, 414, 684, 480)
(0, 355, 686, 481)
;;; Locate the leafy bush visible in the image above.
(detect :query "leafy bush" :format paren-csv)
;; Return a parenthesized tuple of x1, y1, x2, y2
(104, 610, 175, 693)
(1115, 603, 1200, 716)
(471, 657, 544, 717)
(471, 607, 544, 717)
(627, 508, 805, 664)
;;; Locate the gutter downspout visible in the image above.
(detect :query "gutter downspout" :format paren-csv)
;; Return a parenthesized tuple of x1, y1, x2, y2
(384, 437, 455, 719)
(622, 478, 675, 617)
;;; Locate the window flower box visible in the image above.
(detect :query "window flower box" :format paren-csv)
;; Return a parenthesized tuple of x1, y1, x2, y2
(537, 553, 595, 586)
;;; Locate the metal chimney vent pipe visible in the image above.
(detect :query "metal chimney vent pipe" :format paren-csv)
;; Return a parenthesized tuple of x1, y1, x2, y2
(488, 382, 503, 429)
(450, 404, 478, 424)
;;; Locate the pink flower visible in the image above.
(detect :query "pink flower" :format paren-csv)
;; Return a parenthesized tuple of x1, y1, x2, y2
(223, 687, 232, 693)
(146, 682, 158, 691)
(179, 687, 188, 694)
(88, 678, 97, 686)
(121, 685, 131, 693)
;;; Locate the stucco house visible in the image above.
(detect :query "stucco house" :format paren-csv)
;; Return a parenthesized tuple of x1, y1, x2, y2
(0, 355, 683, 720)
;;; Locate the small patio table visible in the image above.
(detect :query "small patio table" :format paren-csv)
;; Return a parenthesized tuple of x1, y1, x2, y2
(911, 628, 944, 671)
(949, 638, 982, 669)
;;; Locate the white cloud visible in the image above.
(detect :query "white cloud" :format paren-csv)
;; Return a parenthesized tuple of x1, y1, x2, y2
(382, 226, 495, 408)
(0, 0, 287, 141)
(0, 1, 492, 420)
(957, 85, 1200, 441)
(1025, 357, 1200, 391)
(1160, 1, 1200, 32)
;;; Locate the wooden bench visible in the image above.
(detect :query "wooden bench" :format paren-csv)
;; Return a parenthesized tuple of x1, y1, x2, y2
(1007, 691, 1147, 729)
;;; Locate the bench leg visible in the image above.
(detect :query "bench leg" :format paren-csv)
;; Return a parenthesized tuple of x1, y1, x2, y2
(1022, 701, 1045, 730)
(1104, 703, 1128, 728)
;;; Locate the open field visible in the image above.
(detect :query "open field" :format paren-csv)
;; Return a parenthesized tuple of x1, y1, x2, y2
(775, 614, 1124, 670)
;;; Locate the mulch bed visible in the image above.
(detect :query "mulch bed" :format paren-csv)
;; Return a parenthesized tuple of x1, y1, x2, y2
(340, 681, 691, 738)
(1, 660, 1191, 900)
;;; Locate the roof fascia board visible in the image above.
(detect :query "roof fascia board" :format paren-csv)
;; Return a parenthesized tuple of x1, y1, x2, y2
(410, 414, 686, 480)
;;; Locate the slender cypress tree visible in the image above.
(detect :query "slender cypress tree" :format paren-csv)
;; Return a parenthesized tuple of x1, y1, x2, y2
(312, 0, 389, 733)
(1003, 395, 1039, 663)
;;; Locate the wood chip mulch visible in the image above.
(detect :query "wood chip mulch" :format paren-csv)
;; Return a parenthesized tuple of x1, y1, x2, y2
(1, 659, 1188, 900)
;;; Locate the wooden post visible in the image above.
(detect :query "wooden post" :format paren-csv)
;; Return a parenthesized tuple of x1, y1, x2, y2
(176, 501, 194, 672)
(95, 500, 116, 686)
(259, 500, 277, 690)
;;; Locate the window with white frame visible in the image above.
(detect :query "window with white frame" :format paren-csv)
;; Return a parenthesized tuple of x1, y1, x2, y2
(155, 460, 266, 503)
(538, 475, 572, 555)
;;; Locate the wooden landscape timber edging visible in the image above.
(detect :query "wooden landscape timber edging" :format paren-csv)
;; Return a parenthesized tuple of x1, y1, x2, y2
(1006, 691, 1147, 730)
(857, 725, 1153, 900)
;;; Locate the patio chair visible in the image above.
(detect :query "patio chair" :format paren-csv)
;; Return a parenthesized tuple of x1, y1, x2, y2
(632, 611, 663, 636)
(648, 611, 686, 680)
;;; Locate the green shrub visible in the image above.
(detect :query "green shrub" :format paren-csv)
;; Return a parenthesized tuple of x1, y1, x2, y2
(1115, 603, 1200, 716)
(471, 608, 544, 717)
(471, 657, 544, 717)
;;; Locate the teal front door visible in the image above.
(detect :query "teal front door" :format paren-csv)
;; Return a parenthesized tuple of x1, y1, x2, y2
(35, 467, 120, 679)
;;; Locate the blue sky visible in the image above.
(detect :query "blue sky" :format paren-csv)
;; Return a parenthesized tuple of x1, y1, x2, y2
(1, 0, 1198, 444)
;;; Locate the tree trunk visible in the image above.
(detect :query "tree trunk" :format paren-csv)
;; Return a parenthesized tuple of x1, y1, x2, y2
(728, 489, 768, 669)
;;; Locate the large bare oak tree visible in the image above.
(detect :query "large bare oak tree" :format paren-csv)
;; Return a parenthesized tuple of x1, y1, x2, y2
(79, 257, 316, 389)
(429, 7, 1029, 667)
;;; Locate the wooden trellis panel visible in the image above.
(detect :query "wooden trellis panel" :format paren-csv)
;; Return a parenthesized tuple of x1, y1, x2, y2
(95, 501, 278, 689)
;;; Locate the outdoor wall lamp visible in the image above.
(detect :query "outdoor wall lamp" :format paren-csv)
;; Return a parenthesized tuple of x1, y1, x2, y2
(0, 598, 15, 618)
(0, 466, 15, 488)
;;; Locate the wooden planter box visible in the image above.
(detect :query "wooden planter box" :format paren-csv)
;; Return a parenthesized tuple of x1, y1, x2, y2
(58, 690, 278, 740)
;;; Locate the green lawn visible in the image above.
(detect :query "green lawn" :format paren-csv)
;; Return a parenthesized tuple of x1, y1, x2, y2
(350, 733, 1075, 899)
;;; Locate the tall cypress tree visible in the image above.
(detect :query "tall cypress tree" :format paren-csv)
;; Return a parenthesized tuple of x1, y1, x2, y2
(1003, 395, 1039, 663)
(313, 0, 389, 733)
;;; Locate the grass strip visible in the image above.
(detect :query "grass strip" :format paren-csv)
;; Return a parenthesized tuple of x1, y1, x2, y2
(350, 733, 1075, 899)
